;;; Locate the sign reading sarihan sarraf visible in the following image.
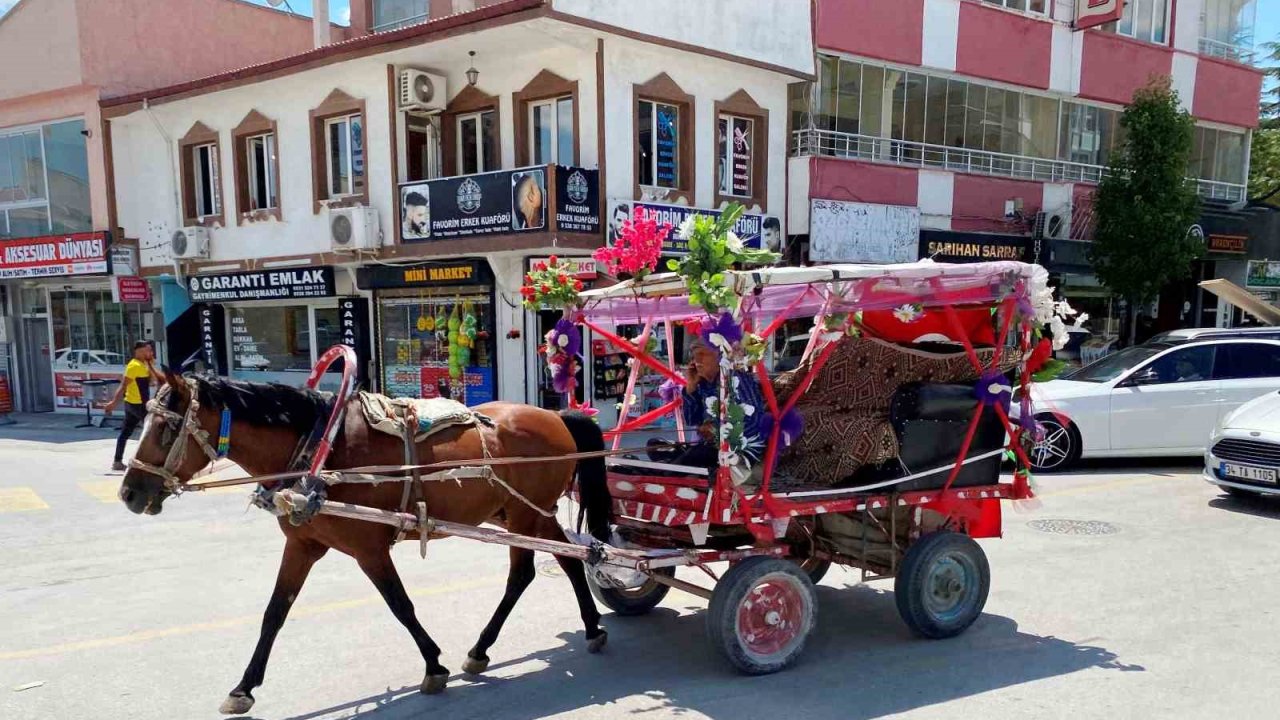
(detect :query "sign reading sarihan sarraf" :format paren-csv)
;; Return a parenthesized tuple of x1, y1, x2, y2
(188, 267, 336, 302)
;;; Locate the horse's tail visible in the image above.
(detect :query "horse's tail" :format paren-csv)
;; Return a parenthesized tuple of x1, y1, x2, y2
(559, 411, 612, 542)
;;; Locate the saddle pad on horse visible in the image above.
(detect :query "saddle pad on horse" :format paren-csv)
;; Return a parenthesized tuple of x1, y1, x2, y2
(357, 392, 483, 442)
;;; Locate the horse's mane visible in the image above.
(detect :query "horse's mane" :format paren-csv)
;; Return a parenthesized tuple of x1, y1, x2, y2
(185, 374, 330, 433)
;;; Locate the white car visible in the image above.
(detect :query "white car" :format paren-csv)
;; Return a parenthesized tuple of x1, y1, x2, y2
(1022, 338, 1280, 472)
(1205, 390, 1280, 499)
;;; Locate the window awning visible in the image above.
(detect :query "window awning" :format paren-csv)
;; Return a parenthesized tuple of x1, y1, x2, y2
(1198, 279, 1280, 326)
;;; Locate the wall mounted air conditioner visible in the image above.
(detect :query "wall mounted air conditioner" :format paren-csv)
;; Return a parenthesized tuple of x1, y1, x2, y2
(329, 206, 381, 251)
(398, 69, 446, 113)
(170, 227, 211, 259)
(1033, 209, 1071, 241)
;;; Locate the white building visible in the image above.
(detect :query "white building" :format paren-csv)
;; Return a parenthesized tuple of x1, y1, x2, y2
(106, 0, 812, 421)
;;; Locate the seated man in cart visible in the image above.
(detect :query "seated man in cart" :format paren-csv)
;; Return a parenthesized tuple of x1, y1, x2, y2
(669, 335, 768, 467)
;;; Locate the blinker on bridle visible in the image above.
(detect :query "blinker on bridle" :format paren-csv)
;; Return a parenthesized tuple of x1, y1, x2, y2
(129, 378, 228, 494)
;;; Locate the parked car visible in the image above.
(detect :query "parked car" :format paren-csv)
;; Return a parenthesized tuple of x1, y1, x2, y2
(1204, 390, 1280, 499)
(52, 348, 126, 369)
(1020, 338, 1280, 472)
(1148, 326, 1280, 344)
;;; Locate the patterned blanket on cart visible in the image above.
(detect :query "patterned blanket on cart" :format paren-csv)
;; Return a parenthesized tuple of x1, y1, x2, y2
(357, 392, 485, 442)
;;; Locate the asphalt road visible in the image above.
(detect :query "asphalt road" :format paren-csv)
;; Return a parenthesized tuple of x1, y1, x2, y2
(3, 426, 1280, 719)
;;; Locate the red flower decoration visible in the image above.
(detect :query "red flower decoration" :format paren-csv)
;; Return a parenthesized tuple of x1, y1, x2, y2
(1027, 338, 1052, 374)
(593, 207, 670, 280)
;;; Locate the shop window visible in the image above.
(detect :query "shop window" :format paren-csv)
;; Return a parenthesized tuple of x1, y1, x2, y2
(441, 86, 500, 178)
(514, 70, 579, 167)
(713, 90, 769, 210)
(228, 305, 344, 388)
(633, 73, 694, 203)
(309, 89, 368, 213)
(376, 289, 495, 406)
(178, 121, 223, 227)
(48, 289, 149, 408)
(0, 119, 90, 239)
(232, 110, 281, 224)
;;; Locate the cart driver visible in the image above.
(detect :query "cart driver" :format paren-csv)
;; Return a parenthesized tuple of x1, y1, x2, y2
(676, 336, 768, 467)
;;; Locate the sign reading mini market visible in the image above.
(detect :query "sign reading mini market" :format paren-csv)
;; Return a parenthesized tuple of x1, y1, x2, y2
(188, 267, 336, 302)
(356, 260, 492, 290)
(0, 231, 110, 280)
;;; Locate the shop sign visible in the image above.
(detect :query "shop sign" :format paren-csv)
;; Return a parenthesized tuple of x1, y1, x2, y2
(919, 230, 1033, 264)
(54, 371, 119, 409)
(554, 166, 601, 234)
(606, 199, 781, 255)
(810, 199, 917, 263)
(113, 276, 151, 304)
(527, 256, 597, 280)
(1207, 234, 1247, 254)
(0, 231, 110, 280)
(0, 367, 13, 415)
(1247, 260, 1280, 289)
(399, 165, 600, 243)
(187, 266, 336, 302)
(357, 260, 490, 290)
(199, 304, 224, 374)
(338, 297, 371, 387)
(1075, 0, 1122, 30)
(110, 245, 138, 276)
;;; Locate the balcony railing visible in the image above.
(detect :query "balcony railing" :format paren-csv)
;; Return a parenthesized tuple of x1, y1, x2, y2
(371, 11, 430, 33)
(791, 128, 1246, 203)
(1198, 37, 1257, 65)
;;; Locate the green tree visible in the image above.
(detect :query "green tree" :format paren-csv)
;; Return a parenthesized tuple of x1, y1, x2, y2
(1250, 127, 1280, 207)
(1259, 40, 1280, 120)
(1089, 77, 1201, 345)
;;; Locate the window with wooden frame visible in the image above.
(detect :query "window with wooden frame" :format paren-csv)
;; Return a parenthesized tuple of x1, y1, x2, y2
(714, 90, 769, 211)
(309, 89, 368, 213)
(440, 85, 501, 177)
(633, 73, 694, 204)
(513, 70, 579, 167)
(179, 121, 224, 227)
(231, 110, 281, 224)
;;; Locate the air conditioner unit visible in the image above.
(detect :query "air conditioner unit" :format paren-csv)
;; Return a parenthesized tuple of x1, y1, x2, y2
(1032, 209, 1071, 241)
(170, 227, 211, 259)
(398, 69, 446, 113)
(329, 206, 381, 251)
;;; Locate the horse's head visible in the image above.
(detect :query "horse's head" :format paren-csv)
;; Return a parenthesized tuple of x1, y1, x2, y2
(119, 371, 222, 515)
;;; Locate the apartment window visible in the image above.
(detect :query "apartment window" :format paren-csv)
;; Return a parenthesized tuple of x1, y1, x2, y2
(372, 0, 430, 32)
(0, 119, 90, 239)
(1191, 126, 1246, 184)
(192, 144, 221, 217)
(1114, 0, 1170, 45)
(633, 73, 695, 202)
(638, 100, 680, 189)
(982, 0, 1047, 13)
(326, 114, 364, 197)
(246, 135, 278, 211)
(1201, 0, 1257, 61)
(456, 111, 498, 174)
(530, 97, 574, 166)
(1059, 102, 1122, 166)
(309, 89, 367, 213)
(717, 115, 755, 198)
(232, 110, 281, 223)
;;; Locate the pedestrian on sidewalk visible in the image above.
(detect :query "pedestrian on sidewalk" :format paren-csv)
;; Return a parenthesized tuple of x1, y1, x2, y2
(104, 341, 164, 472)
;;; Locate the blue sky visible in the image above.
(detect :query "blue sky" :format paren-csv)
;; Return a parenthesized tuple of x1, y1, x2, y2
(0, 0, 351, 25)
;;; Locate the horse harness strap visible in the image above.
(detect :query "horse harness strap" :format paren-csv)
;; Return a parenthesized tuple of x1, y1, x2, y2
(394, 411, 424, 544)
(129, 379, 221, 493)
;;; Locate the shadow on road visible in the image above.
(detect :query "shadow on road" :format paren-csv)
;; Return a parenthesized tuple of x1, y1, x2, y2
(1208, 494, 1280, 519)
(1049, 456, 1201, 477)
(278, 583, 1140, 720)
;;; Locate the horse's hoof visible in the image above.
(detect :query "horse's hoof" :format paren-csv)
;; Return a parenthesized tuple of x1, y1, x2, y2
(219, 693, 255, 715)
(587, 630, 608, 654)
(462, 655, 490, 675)
(421, 671, 449, 695)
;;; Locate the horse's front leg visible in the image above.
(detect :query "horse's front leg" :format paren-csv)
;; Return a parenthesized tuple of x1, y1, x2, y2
(356, 549, 450, 693)
(220, 537, 328, 715)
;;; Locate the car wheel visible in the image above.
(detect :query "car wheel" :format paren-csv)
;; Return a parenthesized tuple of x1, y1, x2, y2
(1029, 415, 1080, 473)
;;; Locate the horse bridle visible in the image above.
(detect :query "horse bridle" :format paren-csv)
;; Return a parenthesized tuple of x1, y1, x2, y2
(128, 378, 220, 494)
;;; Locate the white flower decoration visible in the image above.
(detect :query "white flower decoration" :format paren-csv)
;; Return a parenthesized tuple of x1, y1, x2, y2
(893, 304, 923, 323)
(556, 334, 569, 349)
(725, 231, 744, 253)
(675, 216, 696, 240)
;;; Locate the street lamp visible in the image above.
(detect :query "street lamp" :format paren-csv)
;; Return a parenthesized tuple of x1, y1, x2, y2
(466, 51, 479, 87)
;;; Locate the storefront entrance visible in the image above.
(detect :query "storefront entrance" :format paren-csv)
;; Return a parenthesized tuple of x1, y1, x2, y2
(20, 316, 53, 412)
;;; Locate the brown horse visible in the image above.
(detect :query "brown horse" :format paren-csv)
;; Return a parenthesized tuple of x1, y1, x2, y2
(118, 371, 613, 715)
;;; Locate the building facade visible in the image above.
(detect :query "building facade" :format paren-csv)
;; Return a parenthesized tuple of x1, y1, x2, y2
(0, 0, 342, 413)
(787, 0, 1263, 345)
(104, 0, 811, 427)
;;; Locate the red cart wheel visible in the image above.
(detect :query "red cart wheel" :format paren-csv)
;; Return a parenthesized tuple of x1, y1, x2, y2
(707, 556, 817, 675)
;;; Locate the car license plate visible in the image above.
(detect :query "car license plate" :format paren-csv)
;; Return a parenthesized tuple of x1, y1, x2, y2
(1220, 463, 1279, 483)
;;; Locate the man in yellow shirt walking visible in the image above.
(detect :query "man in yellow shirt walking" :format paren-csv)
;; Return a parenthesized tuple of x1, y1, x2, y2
(104, 341, 164, 472)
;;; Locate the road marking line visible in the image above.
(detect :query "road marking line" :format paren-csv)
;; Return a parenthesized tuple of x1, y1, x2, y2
(0, 575, 506, 662)
(80, 480, 122, 504)
(0, 487, 49, 512)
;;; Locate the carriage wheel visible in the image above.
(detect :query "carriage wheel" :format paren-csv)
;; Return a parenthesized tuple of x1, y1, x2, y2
(795, 556, 832, 584)
(588, 567, 674, 616)
(707, 557, 817, 675)
(894, 531, 990, 639)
